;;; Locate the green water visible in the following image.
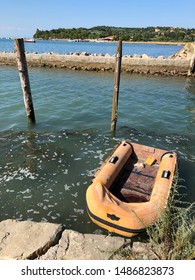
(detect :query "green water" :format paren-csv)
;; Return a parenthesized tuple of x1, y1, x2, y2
(0, 66, 194, 233)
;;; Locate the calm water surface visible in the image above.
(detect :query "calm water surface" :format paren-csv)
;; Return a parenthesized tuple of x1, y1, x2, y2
(0, 65, 194, 234)
(0, 38, 182, 57)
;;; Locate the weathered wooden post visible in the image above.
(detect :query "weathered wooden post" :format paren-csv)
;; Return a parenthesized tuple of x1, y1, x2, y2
(111, 40, 122, 134)
(188, 54, 195, 75)
(14, 38, 36, 124)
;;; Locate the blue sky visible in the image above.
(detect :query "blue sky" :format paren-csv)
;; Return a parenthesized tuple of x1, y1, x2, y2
(0, 0, 194, 38)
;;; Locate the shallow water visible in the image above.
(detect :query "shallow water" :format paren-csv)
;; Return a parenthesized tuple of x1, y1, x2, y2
(0, 66, 194, 233)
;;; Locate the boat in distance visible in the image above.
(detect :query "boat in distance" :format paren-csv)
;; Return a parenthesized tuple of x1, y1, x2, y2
(86, 140, 178, 237)
(24, 38, 36, 43)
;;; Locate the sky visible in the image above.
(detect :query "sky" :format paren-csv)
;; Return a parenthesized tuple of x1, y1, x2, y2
(0, 0, 194, 38)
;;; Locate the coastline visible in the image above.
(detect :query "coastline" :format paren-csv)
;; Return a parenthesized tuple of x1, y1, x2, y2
(36, 38, 185, 45)
(123, 41, 185, 45)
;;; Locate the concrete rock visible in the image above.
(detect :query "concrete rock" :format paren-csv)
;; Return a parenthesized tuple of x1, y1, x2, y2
(157, 55, 165, 59)
(0, 219, 130, 260)
(171, 42, 195, 59)
(141, 54, 149, 59)
(133, 54, 140, 58)
(38, 229, 129, 260)
(0, 219, 63, 260)
(131, 241, 157, 260)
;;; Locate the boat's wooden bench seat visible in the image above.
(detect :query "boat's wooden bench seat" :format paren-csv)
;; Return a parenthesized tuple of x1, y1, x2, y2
(111, 156, 159, 203)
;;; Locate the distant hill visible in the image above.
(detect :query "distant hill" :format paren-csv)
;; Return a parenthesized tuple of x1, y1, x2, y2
(34, 26, 195, 42)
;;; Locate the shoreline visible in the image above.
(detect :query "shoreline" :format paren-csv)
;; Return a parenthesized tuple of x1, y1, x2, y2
(0, 219, 156, 260)
(123, 41, 185, 45)
(35, 38, 185, 45)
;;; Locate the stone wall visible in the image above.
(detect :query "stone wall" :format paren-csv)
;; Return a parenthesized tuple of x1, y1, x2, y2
(0, 49, 194, 77)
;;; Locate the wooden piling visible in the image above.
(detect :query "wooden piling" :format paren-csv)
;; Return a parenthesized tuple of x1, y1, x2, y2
(111, 40, 122, 133)
(14, 38, 36, 124)
(188, 54, 195, 75)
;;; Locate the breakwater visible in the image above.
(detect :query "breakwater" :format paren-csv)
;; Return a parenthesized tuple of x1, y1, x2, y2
(0, 50, 194, 76)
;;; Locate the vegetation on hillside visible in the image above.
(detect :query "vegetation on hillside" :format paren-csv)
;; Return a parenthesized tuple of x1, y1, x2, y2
(34, 26, 195, 42)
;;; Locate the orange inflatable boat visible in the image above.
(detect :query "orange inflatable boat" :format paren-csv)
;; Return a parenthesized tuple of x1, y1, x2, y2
(86, 140, 178, 237)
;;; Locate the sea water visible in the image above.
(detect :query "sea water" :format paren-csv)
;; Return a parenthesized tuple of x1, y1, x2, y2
(0, 57, 194, 234)
(0, 38, 182, 57)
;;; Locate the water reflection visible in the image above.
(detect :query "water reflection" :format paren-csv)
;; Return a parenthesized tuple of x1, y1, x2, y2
(184, 78, 195, 134)
(185, 77, 195, 94)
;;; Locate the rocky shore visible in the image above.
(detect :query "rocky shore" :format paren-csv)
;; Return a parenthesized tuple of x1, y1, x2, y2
(0, 43, 195, 76)
(0, 219, 154, 260)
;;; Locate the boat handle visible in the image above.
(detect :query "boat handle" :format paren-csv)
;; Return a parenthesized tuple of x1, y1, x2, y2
(161, 170, 171, 179)
(109, 156, 119, 164)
